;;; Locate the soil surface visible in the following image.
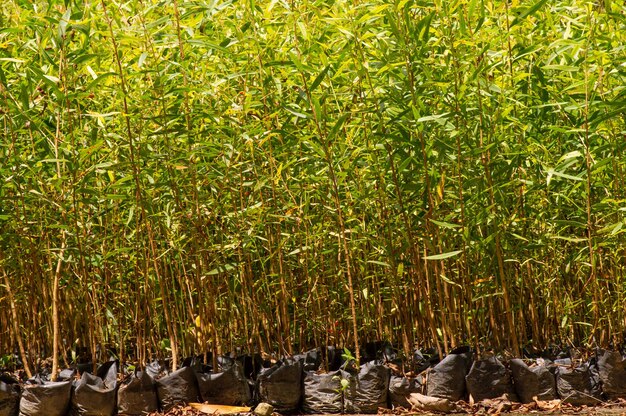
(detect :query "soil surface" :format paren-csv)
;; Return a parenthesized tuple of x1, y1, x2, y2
(150, 404, 626, 416)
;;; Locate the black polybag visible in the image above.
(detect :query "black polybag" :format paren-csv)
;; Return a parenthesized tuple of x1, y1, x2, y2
(360, 342, 393, 364)
(181, 356, 205, 373)
(19, 376, 72, 416)
(196, 361, 250, 406)
(237, 354, 265, 380)
(216, 356, 236, 372)
(302, 370, 344, 414)
(187, 356, 237, 373)
(145, 361, 168, 380)
(256, 360, 302, 413)
(466, 357, 517, 402)
(324, 347, 344, 372)
(412, 349, 440, 374)
(596, 349, 626, 400)
(389, 375, 423, 409)
(509, 358, 557, 403)
(426, 348, 472, 401)
(555, 362, 602, 405)
(117, 370, 158, 415)
(70, 361, 118, 416)
(292, 350, 321, 372)
(344, 362, 390, 413)
(58, 369, 76, 381)
(0, 375, 20, 416)
(156, 366, 200, 411)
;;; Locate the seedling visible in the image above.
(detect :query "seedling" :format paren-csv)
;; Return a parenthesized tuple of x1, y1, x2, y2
(332, 375, 350, 393)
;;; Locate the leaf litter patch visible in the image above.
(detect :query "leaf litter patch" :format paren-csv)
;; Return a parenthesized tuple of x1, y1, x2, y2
(152, 399, 626, 416)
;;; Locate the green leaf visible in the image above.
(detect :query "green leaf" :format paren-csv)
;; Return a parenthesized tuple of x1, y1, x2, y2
(439, 274, 462, 288)
(58, 8, 71, 41)
(511, 0, 548, 27)
(288, 246, 309, 255)
(206, 263, 237, 276)
(430, 219, 461, 229)
(546, 168, 583, 185)
(309, 65, 330, 92)
(86, 72, 118, 91)
(284, 105, 309, 119)
(417, 113, 450, 123)
(424, 250, 463, 260)
(327, 113, 349, 142)
(366, 260, 391, 267)
(542, 65, 579, 72)
(549, 235, 586, 243)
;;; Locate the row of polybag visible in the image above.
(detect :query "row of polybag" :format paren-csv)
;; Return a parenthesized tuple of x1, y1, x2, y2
(1, 348, 626, 415)
(0, 358, 394, 416)
(422, 347, 626, 406)
(0, 361, 119, 416)
(0, 360, 252, 416)
(296, 348, 626, 412)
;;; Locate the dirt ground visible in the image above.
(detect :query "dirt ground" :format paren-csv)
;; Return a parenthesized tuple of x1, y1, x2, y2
(150, 404, 626, 416)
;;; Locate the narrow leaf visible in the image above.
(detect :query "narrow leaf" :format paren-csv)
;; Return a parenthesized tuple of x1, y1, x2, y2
(424, 250, 463, 260)
(511, 0, 548, 27)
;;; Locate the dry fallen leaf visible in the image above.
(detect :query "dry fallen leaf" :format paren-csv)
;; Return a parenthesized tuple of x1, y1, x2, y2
(189, 403, 251, 415)
(534, 398, 562, 411)
(408, 392, 457, 413)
